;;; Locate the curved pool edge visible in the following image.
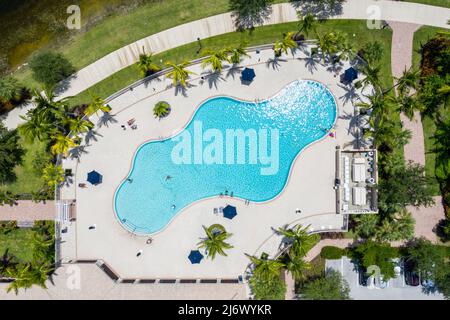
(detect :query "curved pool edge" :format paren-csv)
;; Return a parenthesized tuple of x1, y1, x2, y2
(112, 78, 339, 236)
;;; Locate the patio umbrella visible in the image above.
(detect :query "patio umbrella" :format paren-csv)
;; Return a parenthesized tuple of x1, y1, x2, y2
(223, 205, 237, 219)
(344, 67, 358, 82)
(241, 68, 256, 82)
(87, 170, 102, 185)
(188, 250, 204, 264)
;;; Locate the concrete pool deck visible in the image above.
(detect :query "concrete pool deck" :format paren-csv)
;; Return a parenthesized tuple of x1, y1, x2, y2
(59, 47, 371, 280)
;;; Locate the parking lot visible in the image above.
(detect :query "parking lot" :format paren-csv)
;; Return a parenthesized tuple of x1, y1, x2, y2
(326, 257, 444, 300)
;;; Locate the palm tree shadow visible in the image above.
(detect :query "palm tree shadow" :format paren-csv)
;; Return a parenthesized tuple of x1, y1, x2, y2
(142, 75, 162, 89)
(327, 61, 344, 75)
(302, 55, 320, 74)
(338, 83, 360, 106)
(63, 175, 74, 187)
(339, 111, 371, 149)
(69, 145, 88, 162)
(266, 57, 286, 70)
(84, 130, 103, 145)
(174, 82, 196, 97)
(97, 113, 118, 128)
(225, 66, 243, 80)
(206, 72, 226, 90)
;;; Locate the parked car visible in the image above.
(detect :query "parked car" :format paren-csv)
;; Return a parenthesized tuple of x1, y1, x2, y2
(404, 260, 420, 286)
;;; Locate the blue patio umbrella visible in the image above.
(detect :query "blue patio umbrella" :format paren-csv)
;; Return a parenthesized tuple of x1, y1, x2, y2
(241, 68, 256, 82)
(87, 170, 102, 185)
(223, 205, 237, 219)
(188, 250, 204, 264)
(344, 67, 358, 82)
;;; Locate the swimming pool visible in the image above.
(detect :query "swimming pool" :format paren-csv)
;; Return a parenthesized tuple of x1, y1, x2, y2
(114, 80, 337, 234)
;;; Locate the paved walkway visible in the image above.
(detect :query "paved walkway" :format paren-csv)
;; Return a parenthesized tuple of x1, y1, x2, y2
(0, 264, 246, 300)
(0, 200, 55, 221)
(390, 21, 445, 243)
(3, 0, 450, 129)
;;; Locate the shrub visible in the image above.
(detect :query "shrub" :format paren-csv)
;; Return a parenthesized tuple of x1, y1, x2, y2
(153, 101, 171, 119)
(320, 246, 346, 260)
(0, 77, 30, 113)
(249, 273, 286, 300)
(29, 51, 75, 87)
(300, 270, 350, 300)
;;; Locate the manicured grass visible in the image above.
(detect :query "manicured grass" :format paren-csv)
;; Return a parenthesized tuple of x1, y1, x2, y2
(422, 115, 441, 195)
(401, 0, 450, 8)
(68, 19, 393, 106)
(412, 26, 449, 195)
(0, 228, 34, 263)
(0, 133, 47, 195)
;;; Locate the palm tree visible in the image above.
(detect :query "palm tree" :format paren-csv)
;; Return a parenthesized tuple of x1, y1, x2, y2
(248, 254, 285, 280)
(388, 93, 421, 121)
(297, 13, 318, 38)
(285, 254, 311, 282)
(137, 49, 160, 78)
(0, 76, 23, 104)
(197, 224, 233, 260)
(228, 43, 250, 65)
(365, 119, 412, 152)
(317, 31, 350, 62)
(42, 163, 65, 189)
(153, 101, 171, 119)
(395, 68, 420, 95)
(6, 263, 34, 294)
(274, 32, 298, 57)
(84, 96, 112, 117)
(437, 84, 450, 106)
(356, 91, 392, 127)
(6, 263, 51, 294)
(165, 61, 196, 88)
(201, 48, 230, 73)
(66, 117, 94, 135)
(50, 134, 78, 156)
(360, 63, 382, 91)
(19, 89, 69, 142)
(278, 224, 317, 258)
(0, 249, 17, 276)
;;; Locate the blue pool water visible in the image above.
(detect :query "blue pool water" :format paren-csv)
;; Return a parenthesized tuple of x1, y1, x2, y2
(114, 80, 337, 234)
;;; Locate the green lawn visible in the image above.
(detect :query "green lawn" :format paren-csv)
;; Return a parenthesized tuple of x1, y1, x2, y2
(412, 26, 449, 195)
(0, 133, 47, 195)
(0, 228, 34, 262)
(401, 0, 450, 8)
(68, 19, 393, 106)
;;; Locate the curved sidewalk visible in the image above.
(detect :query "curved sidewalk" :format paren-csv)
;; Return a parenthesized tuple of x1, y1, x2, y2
(60, 0, 450, 99)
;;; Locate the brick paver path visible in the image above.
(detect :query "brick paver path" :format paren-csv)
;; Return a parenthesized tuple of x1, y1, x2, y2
(0, 200, 55, 221)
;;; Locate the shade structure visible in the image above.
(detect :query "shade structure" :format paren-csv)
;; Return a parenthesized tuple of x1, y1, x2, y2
(241, 68, 256, 82)
(188, 250, 204, 264)
(344, 67, 358, 82)
(223, 205, 237, 219)
(87, 170, 102, 185)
